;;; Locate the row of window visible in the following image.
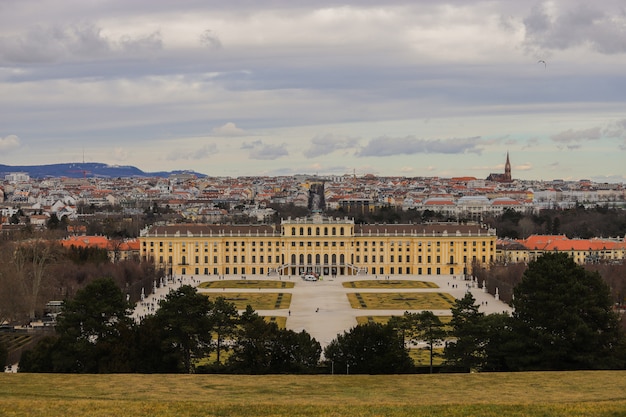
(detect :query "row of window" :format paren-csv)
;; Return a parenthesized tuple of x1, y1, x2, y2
(158, 253, 488, 266)
(289, 226, 348, 236)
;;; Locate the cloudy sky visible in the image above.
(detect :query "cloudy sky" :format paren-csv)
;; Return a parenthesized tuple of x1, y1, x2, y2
(1, 1, 625, 182)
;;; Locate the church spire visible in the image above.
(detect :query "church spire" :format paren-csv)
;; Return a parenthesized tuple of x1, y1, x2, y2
(504, 152, 511, 181)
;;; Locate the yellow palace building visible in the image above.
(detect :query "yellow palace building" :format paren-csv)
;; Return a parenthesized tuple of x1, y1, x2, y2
(139, 214, 496, 277)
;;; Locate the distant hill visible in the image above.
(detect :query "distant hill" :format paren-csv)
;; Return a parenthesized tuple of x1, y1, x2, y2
(0, 163, 206, 179)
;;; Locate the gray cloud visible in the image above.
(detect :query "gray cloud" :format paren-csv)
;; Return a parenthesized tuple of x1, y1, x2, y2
(166, 143, 218, 161)
(0, 23, 162, 64)
(303, 134, 360, 158)
(249, 143, 289, 160)
(551, 127, 603, 145)
(357, 136, 484, 157)
(604, 119, 626, 139)
(523, 3, 626, 54)
(241, 140, 263, 150)
(199, 29, 222, 49)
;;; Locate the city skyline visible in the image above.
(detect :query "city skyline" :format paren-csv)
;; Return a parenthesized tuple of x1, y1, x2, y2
(1, 1, 626, 183)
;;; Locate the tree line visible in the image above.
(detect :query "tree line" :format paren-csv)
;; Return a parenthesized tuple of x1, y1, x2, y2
(0, 239, 161, 325)
(19, 281, 322, 374)
(17, 253, 626, 374)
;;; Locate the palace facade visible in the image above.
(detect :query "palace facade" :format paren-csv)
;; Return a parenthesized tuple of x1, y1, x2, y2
(139, 215, 496, 277)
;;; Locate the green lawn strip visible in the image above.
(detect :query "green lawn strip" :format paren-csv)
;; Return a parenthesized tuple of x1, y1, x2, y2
(199, 280, 295, 289)
(343, 280, 439, 289)
(1, 372, 626, 417)
(356, 315, 452, 325)
(203, 292, 291, 310)
(347, 292, 455, 309)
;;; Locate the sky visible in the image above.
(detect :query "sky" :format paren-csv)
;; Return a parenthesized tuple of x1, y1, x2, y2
(1, 0, 626, 182)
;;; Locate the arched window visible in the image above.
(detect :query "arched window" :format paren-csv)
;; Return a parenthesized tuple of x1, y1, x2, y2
(340, 227, 344, 236)
(324, 227, 328, 236)
(291, 227, 296, 236)
(299, 227, 304, 236)
(332, 227, 336, 236)
(340, 254, 345, 264)
(307, 254, 312, 264)
(299, 254, 305, 264)
(332, 254, 337, 264)
(324, 254, 329, 264)
(307, 227, 312, 236)
(316, 254, 321, 264)
(291, 254, 296, 264)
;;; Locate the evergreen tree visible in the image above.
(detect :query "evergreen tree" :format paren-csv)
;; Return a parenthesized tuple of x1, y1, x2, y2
(324, 322, 414, 374)
(153, 285, 214, 373)
(443, 292, 486, 371)
(509, 252, 625, 370)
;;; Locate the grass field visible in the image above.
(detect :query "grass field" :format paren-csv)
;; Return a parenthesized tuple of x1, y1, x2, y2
(203, 292, 292, 310)
(348, 292, 456, 309)
(344, 280, 439, 289)
(1, 371, 625, 416)
(199, 280, 295, 289)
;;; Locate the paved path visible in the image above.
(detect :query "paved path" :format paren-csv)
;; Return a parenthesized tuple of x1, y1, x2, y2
(135, 274, 513, 348)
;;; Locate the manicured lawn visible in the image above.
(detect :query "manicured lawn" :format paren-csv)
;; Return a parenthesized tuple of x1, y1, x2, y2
(347, 292, 456, 309)
(1, 372, 626, 416)
(344, 280, 439, 289)
(356, 315, 452, 325)
(203, 292, 291, 310)
(199, 280, 295, 289)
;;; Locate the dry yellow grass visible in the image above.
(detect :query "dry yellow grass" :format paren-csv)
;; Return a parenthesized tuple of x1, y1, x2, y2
(1, 372, 626, 416)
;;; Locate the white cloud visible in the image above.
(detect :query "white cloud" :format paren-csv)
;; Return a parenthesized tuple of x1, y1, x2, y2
(211, 122, 248, 136)
(111, 147, 129, 161)
(0, 135, 21, 152)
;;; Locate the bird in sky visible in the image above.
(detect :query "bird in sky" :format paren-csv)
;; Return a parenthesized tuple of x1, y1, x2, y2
(538, 60, 547, 68)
